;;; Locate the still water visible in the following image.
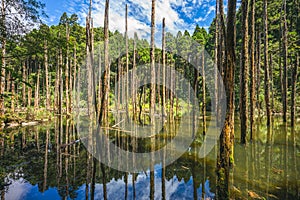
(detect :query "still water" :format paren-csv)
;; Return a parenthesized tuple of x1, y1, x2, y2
(0, 117, 299, 200)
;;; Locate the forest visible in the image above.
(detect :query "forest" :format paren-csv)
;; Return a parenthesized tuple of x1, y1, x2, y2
(0, 0, 299, 199)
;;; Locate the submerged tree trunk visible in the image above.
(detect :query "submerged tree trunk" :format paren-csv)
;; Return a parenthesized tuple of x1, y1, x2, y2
(216, 0, 236, 199)
(240, 0, 249, 144)
(150, 0, 156, 125)
(263, 0, 271, 126)
(99, 0, 110, 125)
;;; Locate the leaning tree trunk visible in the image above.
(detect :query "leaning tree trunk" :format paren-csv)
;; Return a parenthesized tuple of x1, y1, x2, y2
(263, 0, 271, 126)
(216, 0, 236, 199)
(249, 0, 256, 140)
(240, 0, 249, 144)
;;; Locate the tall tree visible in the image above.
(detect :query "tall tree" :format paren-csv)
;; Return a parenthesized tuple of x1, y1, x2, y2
(240, 0, 249, 144)
(99, 0, 110, 125)
(216, 0, 236, 198)
(291, 55, 298, 127)
(161, 18, 166, 120)
(263, 0, 271, 126)
(249, 0, 256, 140)
(0, 0, 44, 116)
(282, 0, 288, 122)
(150, 0, 156, 125)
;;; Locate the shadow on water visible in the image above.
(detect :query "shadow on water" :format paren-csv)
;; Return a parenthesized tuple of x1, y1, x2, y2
(0, 116, 299, 199)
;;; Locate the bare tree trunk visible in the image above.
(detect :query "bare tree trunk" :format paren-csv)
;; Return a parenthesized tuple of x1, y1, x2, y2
(34, 64, 40, 111)
(161, 18, 166, 120)
(11, 76, 15, 112)
(0, 0, 6, 116)
(44, 40, 50, 111)
(132, 33, 137, 121)
(249, 0, 256, 140)
(282, 0, 288, 122)
(28, 66, 32, 108)
(150, 0, 156, 124)
(256, 31, 261, 117)
(125, 4, 130, 121)
(216, 0, 236, 198)
(99, 0, 110, 125)
(214, 1, 219, 126)
(240, 0, 249, 144)
(65, 24, 70, 115)
(59, 47, 63, 115)
(54, 53, 59, 113)
(202, 51, 206, 135)
(263, 0, 271, 126)
(291, 54, 298, 127)
(22, 62, 27, 108)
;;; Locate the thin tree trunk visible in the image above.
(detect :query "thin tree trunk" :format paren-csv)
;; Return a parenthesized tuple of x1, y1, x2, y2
(99, 0, 110, 125)
(0, 0, 6, 116)
(125, 4, 130, 121)
(202, 51, 206, 135)
(150, 0, 156, 125)
(44, 40, 50, 111)
(282, 0, 288, 122)
(291, 54, 298, 127)
(263, 0, 271, 126)
(249, 0, 256, 141)
(256, 31, 261, 116)
(162, 18, 166, 121)
(22, 61, 27, 108)
(65, 23, 70, 115)
(34, 64, 40, 110)
(214, 1, 219, 126)
(240, 0, 249, 144)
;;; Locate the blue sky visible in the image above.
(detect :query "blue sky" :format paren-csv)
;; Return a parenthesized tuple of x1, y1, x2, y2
(40, 0, 230, 40)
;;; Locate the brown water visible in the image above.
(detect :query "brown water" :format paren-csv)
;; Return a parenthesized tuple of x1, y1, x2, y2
(0, 117, 299, 200)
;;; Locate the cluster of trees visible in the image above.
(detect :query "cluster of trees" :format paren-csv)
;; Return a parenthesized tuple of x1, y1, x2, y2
(0, 0, 299, 199)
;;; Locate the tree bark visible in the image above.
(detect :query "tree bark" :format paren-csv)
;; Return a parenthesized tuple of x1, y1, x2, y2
(44, 40, 50, 111)
(282, 0, 288, 122)
(99, 0, 110, 125)
(216, 0, 236, 198)
(240, 0, 249, 144)
(150, 0, 156, 125)
(263, 0, 271, 126)
(291, 54, 298, 127)
(249, 0, 256, 140)
(202, 51, 206, 135)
